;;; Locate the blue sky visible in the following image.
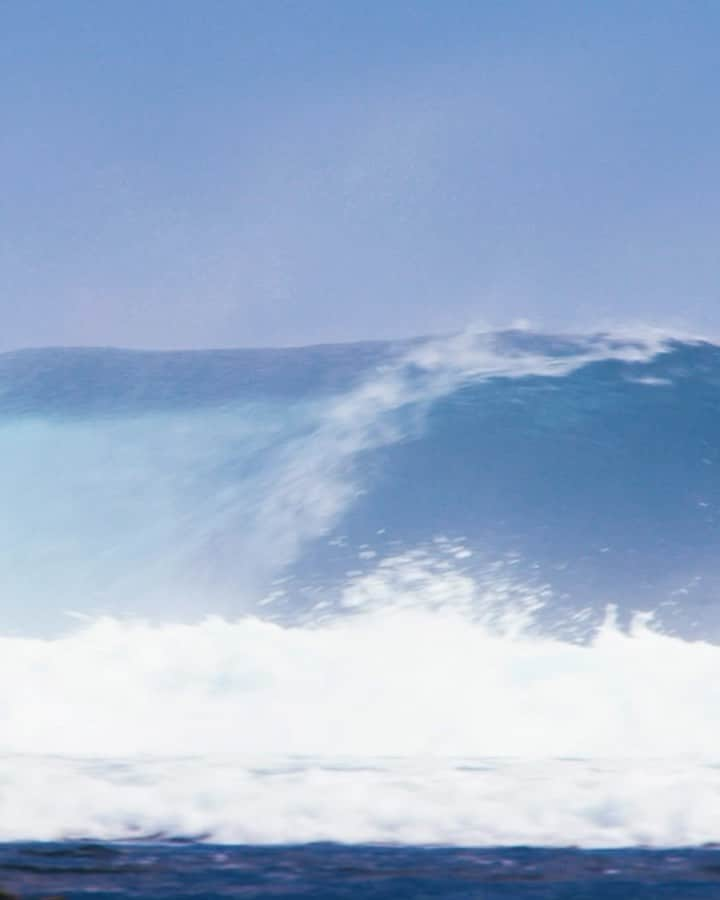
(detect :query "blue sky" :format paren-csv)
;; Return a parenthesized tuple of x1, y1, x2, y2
(2, 1, 720, 349)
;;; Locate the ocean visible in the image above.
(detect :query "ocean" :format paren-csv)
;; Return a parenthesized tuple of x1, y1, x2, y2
(2, 328, 720, 897)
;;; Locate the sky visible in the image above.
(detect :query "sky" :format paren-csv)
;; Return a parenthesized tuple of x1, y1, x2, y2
(1, 0, 720, 350)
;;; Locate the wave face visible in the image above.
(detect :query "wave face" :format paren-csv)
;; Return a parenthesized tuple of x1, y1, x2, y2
(3, 329, 719, 636)
(4, 329, 720, 845)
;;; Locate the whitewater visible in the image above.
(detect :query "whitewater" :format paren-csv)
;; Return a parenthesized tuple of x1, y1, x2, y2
(3, 328, 720, 849)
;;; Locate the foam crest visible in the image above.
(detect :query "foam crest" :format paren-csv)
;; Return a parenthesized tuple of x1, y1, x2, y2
(2, 559, 719, 759)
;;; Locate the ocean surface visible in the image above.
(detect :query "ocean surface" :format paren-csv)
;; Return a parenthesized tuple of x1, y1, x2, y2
(3, 328, 720, 896)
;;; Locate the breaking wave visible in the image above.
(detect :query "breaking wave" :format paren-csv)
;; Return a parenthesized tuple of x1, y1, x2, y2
(3, 327, 720, 845)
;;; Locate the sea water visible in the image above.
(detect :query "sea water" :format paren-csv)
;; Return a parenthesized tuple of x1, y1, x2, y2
(3, 329, 720, 896)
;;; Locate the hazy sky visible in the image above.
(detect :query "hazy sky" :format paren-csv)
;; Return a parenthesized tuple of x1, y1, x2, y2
(2, 1, 720, 350)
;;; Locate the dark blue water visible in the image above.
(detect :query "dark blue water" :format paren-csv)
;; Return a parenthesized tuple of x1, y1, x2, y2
(2, 843, 720, 899)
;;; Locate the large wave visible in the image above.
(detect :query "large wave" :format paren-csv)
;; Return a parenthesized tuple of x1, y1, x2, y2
(3, 328, 720, 846)
(2, 327, 707, 634)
